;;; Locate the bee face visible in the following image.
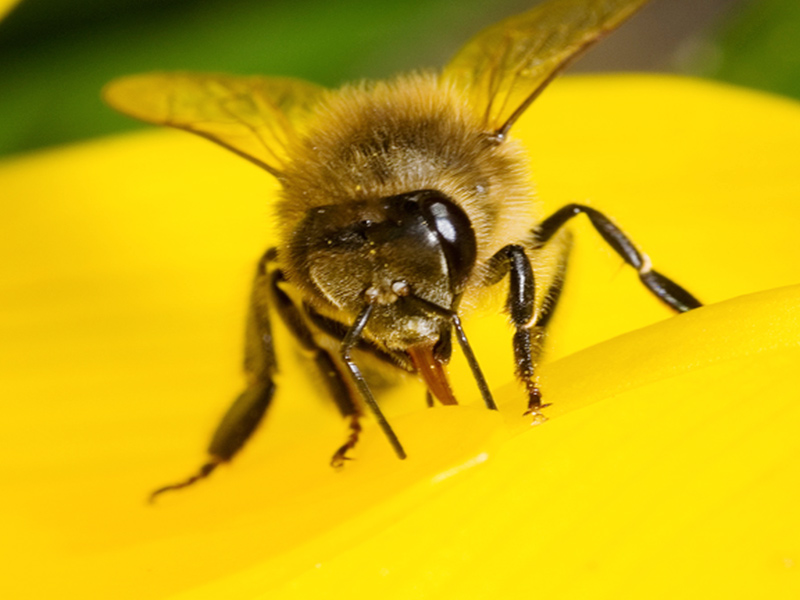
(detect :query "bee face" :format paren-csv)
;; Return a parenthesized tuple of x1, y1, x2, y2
(104, 0, 701, 500)
(277, 74, 535, 317)
(288, 188, 477, 350)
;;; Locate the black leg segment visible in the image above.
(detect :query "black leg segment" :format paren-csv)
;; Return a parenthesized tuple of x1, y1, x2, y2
(535, 204, 702, 312)
(485, 244, 545, 413)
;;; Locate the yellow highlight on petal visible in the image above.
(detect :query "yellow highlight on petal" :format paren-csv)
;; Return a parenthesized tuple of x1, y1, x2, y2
(1, 76, 800, 599)
(0, 0, 19, 20)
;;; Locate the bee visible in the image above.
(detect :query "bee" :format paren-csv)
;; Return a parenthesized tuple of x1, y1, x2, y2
(104, 0, 701, 501)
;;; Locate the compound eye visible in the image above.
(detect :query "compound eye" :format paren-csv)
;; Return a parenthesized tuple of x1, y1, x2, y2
(417, 191, 477, 294)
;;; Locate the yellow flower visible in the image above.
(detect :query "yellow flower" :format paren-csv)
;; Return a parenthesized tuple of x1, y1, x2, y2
(2, 75, 799, 599)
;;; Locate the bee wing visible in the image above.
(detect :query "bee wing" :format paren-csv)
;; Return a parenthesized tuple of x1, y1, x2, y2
(443, 0, 648, 137)
(103, 73, 327, 178)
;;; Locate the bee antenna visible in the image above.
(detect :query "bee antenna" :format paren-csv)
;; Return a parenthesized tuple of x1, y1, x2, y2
(148, 459, 220, 504)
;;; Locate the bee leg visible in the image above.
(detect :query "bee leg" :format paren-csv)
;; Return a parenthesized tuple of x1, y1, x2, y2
(535, 204, 702, 312)
(404, 294, 497, 411)
(313, 346, 363, 467)
(341, 304, 407, 460)
(330, 409, 363, 468)
(148, 253, 279, 503)
(520, 246, 570, 421)
(268, 271, 366, 466)
(487, 244, 551, 421)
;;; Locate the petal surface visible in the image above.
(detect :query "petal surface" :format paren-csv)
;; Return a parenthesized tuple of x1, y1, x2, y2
(1, 75, 799, 599)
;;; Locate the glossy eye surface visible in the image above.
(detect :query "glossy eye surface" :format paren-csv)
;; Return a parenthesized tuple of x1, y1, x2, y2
(415, 190, 477, 295)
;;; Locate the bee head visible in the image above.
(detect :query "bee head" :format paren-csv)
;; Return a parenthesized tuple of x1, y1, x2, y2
(288, 189, 476, 349)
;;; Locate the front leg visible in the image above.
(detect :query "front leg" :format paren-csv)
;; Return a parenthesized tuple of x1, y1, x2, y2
(486, 245, 548, 420)
(485, 241, 571, 422)
(149, 251, 279, 502)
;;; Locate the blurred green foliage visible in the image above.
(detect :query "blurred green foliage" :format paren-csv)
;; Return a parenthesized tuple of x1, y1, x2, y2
(0, 0, 516, 157)
(701, 0, 800, 101)
(0, 0, 798, 158)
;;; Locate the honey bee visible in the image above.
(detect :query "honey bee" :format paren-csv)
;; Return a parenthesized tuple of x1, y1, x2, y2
(104, 0, 701, 501)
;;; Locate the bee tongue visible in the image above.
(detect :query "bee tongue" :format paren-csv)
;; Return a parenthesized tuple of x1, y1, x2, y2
(407, 344, 458, 406)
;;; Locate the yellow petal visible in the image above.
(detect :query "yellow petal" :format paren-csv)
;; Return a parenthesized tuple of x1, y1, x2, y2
(195, 287, 800, 600)
(0, 0, 19, 21)
(1, 75, 799, 599)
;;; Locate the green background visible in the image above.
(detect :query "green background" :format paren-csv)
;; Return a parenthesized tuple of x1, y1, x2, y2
(1, 0, 798, 158)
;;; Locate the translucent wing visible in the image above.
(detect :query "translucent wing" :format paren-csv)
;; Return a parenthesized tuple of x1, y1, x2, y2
(103, 73, 327, 178)
(444, 0, 649, 137)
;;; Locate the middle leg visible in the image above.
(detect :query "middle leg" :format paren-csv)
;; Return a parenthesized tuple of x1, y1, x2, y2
(269, 271, 365, 466)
